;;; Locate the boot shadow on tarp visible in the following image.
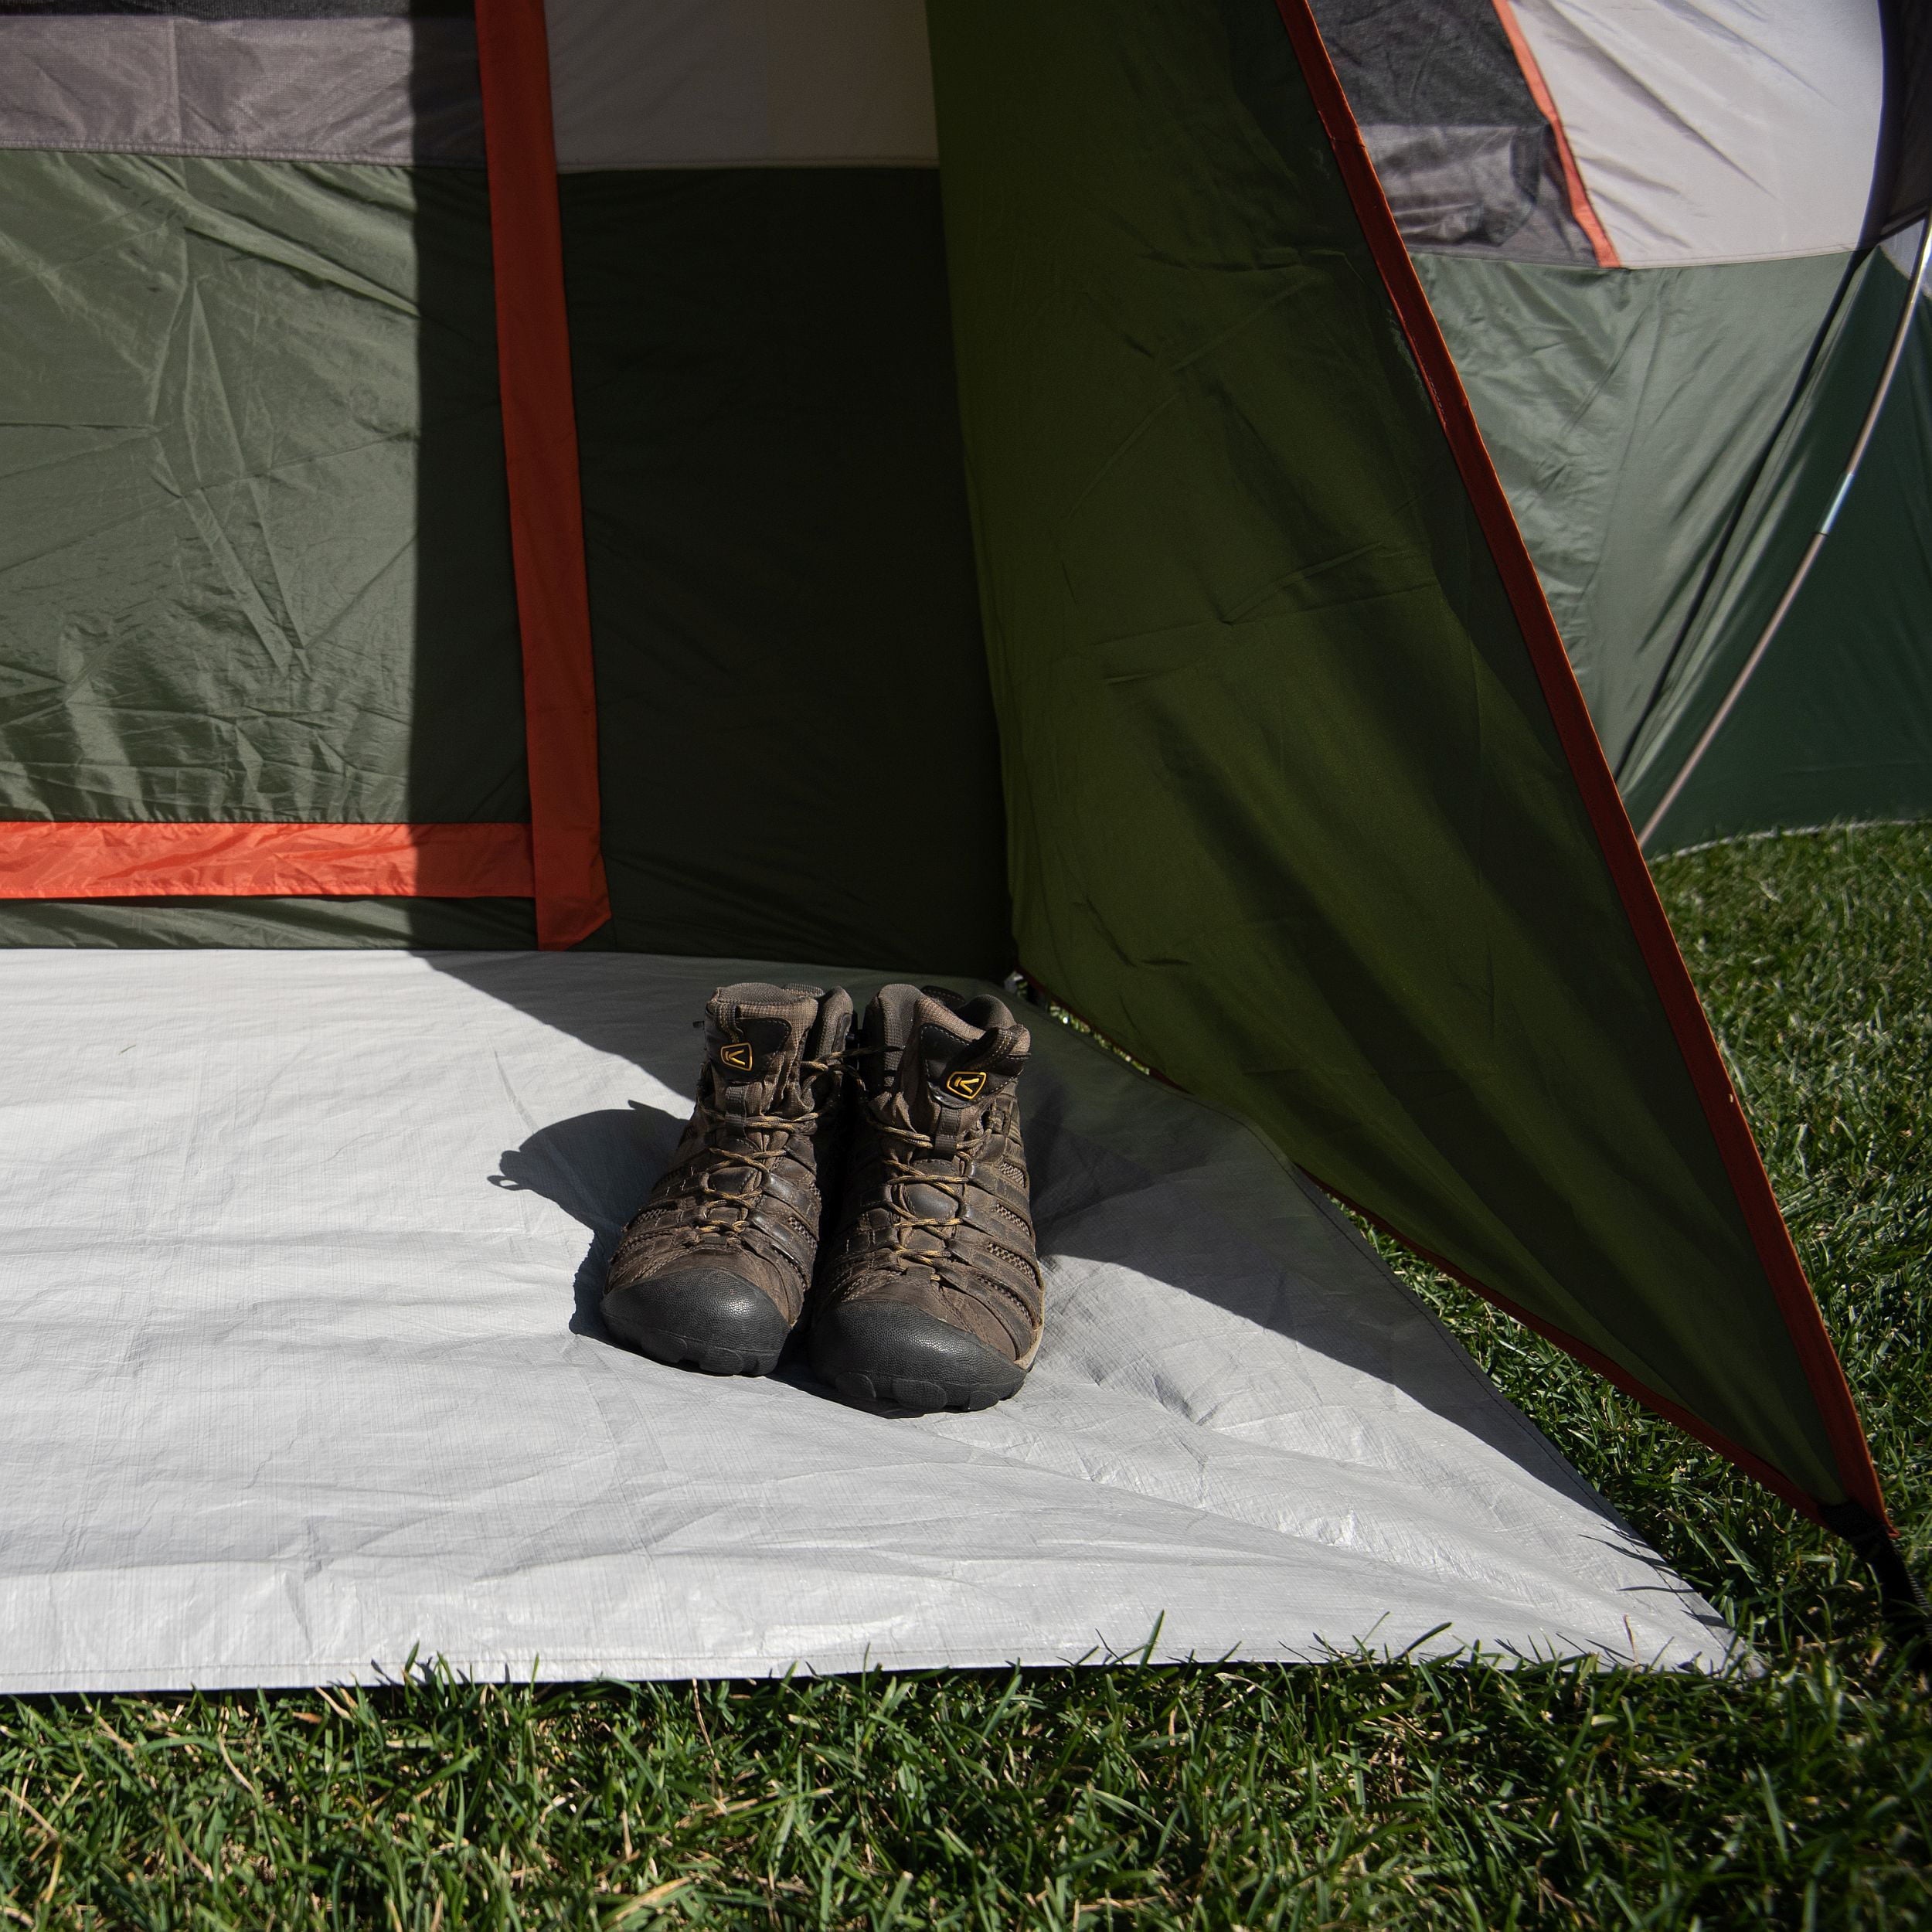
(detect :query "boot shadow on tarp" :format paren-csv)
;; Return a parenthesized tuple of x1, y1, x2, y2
(489, 1102, 682, 1338)
(488, 1095, 832, 1399)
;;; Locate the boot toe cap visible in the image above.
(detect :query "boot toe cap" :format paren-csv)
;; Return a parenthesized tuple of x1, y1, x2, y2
(602, 1264, 791, 1376)
(809, 1297, 1027, 1413)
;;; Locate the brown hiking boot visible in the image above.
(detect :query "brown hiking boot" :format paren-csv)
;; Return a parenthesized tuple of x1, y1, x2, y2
(602, 983, 852, 1376)
(809, 985, 1043, 1413)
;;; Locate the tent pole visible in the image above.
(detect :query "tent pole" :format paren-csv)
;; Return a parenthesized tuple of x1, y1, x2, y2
(1638, 219, 1932, 851)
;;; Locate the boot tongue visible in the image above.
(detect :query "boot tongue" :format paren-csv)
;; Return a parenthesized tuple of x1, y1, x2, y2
(884, 988, 1027, 1141)
(705, 982, 824, 1110)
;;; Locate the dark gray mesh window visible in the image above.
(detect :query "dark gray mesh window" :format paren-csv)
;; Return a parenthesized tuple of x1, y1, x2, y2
(1311, 0, 1597, 263)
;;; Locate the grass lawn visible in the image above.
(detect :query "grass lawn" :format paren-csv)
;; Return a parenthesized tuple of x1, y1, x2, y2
(2, 824, 1927, 1929)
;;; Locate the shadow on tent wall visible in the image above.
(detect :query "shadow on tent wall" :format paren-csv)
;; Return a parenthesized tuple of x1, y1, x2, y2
(395, 14, 1016, 968)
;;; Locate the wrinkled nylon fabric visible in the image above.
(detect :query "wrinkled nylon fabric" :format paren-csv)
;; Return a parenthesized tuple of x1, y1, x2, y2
(0, 0, 940, 172)
(0, 15, 485, 166)
(0, 151, 1007, 971)
(1503, 0, 1883, 266)
(0, 946, 1730, 1687)
(1413, 253, 1851, 784)
(0, 149, 526, 828)
(929, 0, 1849, 1505)
(1627, 253, 1932, 849)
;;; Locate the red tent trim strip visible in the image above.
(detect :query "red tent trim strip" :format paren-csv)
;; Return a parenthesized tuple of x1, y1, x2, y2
(1275, 0, 1884, 1522)
(0, 821, 533, 901)
(474, 0, 610, 951)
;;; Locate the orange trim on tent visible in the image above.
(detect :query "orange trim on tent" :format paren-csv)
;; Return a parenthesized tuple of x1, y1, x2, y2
(0, 0, 610, 926)
(474, 0, 610, 950)
(0, 821, 532, 901)
(1488, 0, 1621, 268)
(1273, 0, 1884, 1523)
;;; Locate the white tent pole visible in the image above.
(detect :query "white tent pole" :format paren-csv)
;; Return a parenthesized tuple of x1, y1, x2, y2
(1638, 218, 1932, 851)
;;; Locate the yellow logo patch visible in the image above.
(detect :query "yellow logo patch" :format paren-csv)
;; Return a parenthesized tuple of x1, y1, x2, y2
(944, 1068, 987, 1101)
(719, 1042, 755, 1072)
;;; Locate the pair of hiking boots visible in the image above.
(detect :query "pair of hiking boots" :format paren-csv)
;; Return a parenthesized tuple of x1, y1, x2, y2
(601, 981, 1043, 1413)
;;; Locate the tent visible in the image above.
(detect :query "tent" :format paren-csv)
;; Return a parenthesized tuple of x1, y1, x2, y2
(0, 0, 1915, 1676)
(1312, 0, 1932, 853)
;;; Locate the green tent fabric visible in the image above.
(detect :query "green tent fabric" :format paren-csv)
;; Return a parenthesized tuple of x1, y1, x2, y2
(0, 151, 523, 834)
(564, 166, 1007, 969)
(926, 0, 1875, 1521)
(1421, 250, 1932, 855)
(0, 0, 1900, 1573)
(1412, 253, 1853, 794)
(0, 149, 1006, 968)
(1314, 0, 1930, 857)
(1621, 253, 1932, 850)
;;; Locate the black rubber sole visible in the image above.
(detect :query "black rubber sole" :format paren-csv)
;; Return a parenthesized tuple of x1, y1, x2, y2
(601, 1268, 791, 1378)
(809, 1301, 1029, 1414)
(627, 1330, 784, 1376)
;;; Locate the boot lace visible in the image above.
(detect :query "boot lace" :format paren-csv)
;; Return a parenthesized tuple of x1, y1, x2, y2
(872, 1114, 989, 1272)
(679, 1054, 840, 1248)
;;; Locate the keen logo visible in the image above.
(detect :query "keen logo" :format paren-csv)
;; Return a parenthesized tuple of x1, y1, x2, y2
(719, 1042, 755, 1072)
(944, 1068, 987, 1101)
